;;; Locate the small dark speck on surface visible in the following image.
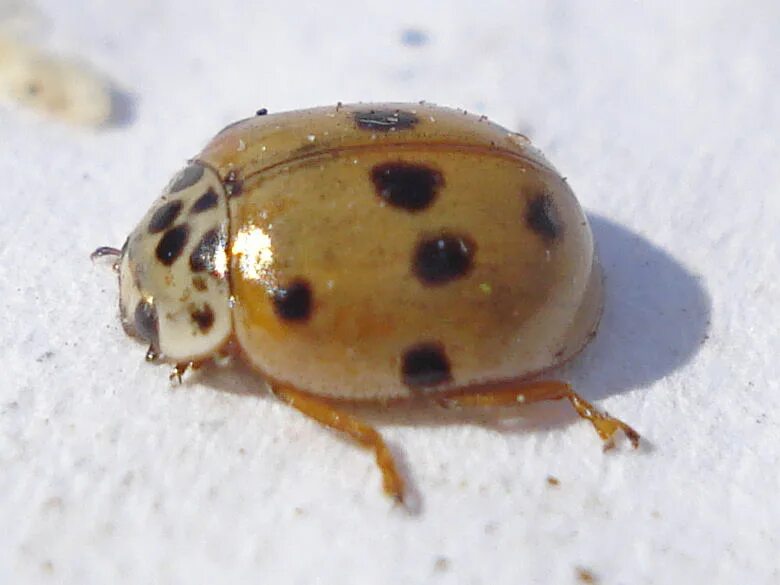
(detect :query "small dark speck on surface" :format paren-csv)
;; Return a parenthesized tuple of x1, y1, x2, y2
(576, 567, 598, 584)
(433, 556, 450, 573)
(36, 350, 55, 363)
(546, 475, 560, 487)
(401, 28, 429, 47)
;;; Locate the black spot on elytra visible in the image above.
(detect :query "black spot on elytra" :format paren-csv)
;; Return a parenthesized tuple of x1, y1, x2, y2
(191, 188, 219, 213)
(256, 108, 268, 116)
(354, 109, 419, 132)
(224, 170, 243, 198)
(371, 162, 443, 211)
(148, 200, 182, 234)
(189, 228, 224, 274)
(134, 299, 159, 348)
(273, 280, 312, 322)
(168, 163, 205, 193)
(413, 233, 476, 285)
(155, 224, 190, 265)
(402, 342, 452, 387)
(526, 193, 561, 240)
(191, 304, 215, 332)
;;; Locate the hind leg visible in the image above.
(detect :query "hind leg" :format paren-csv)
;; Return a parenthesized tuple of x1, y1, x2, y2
(436, 380, 640, 448)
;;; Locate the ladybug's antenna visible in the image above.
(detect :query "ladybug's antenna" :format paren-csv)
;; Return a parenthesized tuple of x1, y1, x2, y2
(90, 246, 123, 272)
(90, 246, 122, 261)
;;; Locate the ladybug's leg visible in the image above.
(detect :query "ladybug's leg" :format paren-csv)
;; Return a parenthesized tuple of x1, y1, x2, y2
(437, 380, 640, 449)
(271, 384, 405, 503)
(169, 362, 197, 384)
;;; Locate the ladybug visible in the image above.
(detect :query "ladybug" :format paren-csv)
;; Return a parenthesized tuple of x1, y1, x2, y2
(93, 102, 639, 503)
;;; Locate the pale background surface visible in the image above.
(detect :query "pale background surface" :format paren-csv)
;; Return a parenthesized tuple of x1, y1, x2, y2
(0, 1, 778, 583)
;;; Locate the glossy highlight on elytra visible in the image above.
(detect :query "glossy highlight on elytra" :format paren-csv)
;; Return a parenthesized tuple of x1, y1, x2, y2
(232, 223, 275, 288)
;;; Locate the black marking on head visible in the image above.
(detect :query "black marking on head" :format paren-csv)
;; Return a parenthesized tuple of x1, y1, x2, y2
(256, 108, 268, 116)
(191, 304, 215, 332)
(134, 299, 159, 348)
(272, 280, 312, 322)
(224, 170, 243, 198)
(413, 233, 476, 285)
(168, 163, 205, 193)
(148, 200, 183, 234)
(155, 225, 190, 265)
(526, 193, 561, 240)
(191, 188, 219, 213)
(189, 228, 224, 274)
(402, 342, 452, 387)
(370, 162, 443, 211)
(354, 109, 419, 132)
(192, 276, 208, 291)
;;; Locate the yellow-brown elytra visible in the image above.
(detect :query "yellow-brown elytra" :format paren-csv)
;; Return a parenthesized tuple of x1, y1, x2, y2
(94, 103, 639, 503)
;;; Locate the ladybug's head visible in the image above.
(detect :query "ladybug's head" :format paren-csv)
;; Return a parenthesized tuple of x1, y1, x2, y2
(112, 161, 233, 363)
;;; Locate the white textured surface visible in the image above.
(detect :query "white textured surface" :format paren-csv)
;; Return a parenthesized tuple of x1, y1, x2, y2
(1, 1, 778, 584)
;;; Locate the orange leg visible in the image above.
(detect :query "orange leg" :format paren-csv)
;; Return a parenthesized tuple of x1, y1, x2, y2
(169, 361, 202, 384)
(271, 384, 405, 503)
(437, 380, 640, 449)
